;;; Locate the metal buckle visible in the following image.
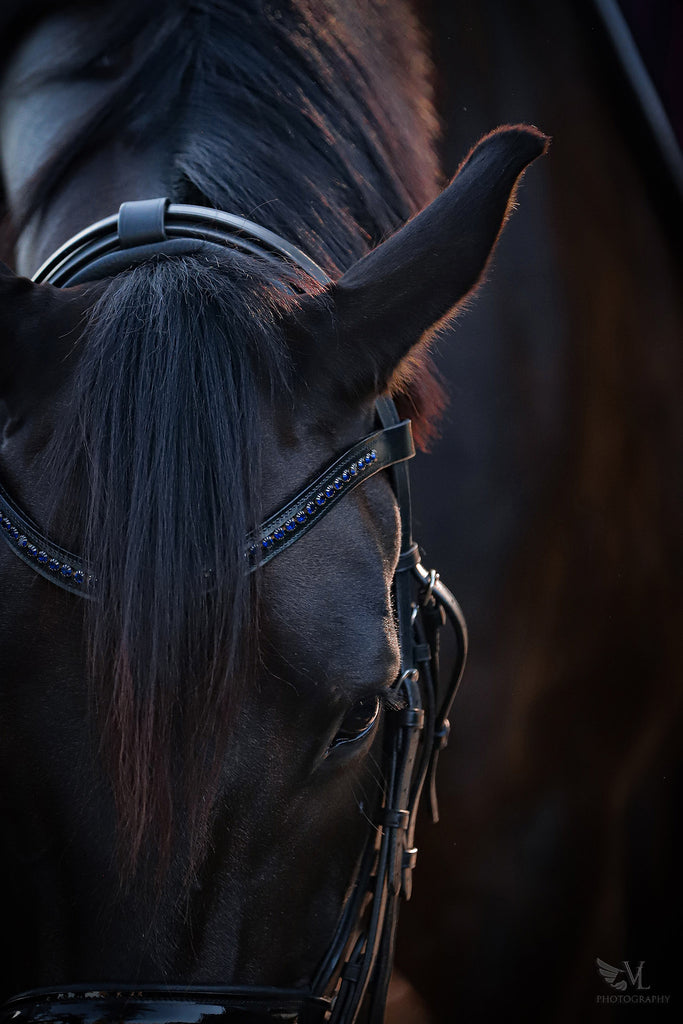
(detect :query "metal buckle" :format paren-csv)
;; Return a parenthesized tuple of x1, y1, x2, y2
(421, 568, 439, 605)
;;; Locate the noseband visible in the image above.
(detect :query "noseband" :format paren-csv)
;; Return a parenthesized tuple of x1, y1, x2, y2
(0, 200, 467, 1024)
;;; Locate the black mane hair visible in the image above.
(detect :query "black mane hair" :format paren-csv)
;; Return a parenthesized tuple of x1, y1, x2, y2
(4, 0, 441, 271)
(9, 0, 447, 870)
(48, 251, 299, 874)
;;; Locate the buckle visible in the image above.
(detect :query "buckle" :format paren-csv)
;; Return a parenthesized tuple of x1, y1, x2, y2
(398, 708, 424, 729)
(382, 809, 410, 831)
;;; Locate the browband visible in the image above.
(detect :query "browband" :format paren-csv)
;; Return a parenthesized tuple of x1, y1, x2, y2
(0, 418, 414, 597)
(252, 419, 414, 569)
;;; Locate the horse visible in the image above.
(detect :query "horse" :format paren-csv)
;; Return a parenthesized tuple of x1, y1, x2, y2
(0, 1, 546, 1020)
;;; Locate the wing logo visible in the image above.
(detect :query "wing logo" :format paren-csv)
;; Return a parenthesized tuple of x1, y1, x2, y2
(596, 959, 628, 991)
(596, 959, 650, 992)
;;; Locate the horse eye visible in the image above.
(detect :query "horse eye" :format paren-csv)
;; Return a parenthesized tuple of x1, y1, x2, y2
(330, 695, 381, 749)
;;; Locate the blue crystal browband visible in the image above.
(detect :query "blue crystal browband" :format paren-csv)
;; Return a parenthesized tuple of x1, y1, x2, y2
(0, 419, 413, 598)
(250, 419, 414, 568)
(0, 199, 415, 598)
(0, 481, 92, 596)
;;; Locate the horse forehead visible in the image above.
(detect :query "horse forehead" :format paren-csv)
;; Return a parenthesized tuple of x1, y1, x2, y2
(259, 422, 401, 690)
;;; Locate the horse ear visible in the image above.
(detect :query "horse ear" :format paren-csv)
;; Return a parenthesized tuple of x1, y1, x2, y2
(288, 125, 549, 403)
(0, 263, 91, 416)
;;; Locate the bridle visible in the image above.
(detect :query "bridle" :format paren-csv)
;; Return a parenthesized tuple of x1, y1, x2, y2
(0, 200, 467, 1024)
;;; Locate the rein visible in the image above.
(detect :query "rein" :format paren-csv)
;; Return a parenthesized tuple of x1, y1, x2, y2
(0, 200, 467, 1024)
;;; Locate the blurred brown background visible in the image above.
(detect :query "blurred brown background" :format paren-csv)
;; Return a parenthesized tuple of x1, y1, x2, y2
(399, 1, 683, 1020)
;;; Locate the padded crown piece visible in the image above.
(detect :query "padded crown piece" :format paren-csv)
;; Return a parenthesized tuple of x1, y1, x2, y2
(32, 200, 330, 287)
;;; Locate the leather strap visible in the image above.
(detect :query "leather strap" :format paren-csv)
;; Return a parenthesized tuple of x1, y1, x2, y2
(0, 419, 415, 596)
(306, 399, 430, 1024)
(0, 986, 331, 1024)
(32, 201, 330, 288)
(118, 198, 169, 247)
(252, 419, 414, 569)
(0, 481, 92, 598)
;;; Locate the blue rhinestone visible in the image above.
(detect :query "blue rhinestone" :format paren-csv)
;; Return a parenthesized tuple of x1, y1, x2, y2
(350, 463, 358, 476)
(296, 511, 307, 524)
(60, 564, 73, 578)
(273, 528, 285, 541)
(27, 544, 37, 557)
(357, 457, 365, 469)
(315, 493, 326, 506)
(2, 517, 10, 530)
(73, 570, 85, 584)
(262, 536, 274, 549)
(370, 450, 377, 461)
(10, 526, 19, 539)
(325, 484, 335, 498)
(37, 551, 48, 564)
(334, 477, 343, 490)
(342, 470, 350, 482)
(305, 502, 316, 515)
(17, 535, 28, 548)
(285, 520, 296, 532)
(48, 558, 60, 571)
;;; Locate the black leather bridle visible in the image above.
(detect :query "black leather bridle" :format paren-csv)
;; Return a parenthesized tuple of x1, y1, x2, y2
(0, 200, 467, 1024)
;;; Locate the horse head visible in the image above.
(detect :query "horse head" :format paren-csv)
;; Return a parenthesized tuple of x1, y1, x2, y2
(0, 3, 547, 1018)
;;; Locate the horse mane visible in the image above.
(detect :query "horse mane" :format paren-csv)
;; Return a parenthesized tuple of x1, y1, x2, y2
(4, 0, 440, 267)
(10, 0, 447, 871)
(46, 251, 301, 875)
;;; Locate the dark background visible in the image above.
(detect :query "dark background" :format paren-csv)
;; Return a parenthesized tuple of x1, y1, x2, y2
(398, 1, 682, 1020)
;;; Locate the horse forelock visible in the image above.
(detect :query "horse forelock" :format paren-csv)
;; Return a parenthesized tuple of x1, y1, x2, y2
(44, 252, 297, 876)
